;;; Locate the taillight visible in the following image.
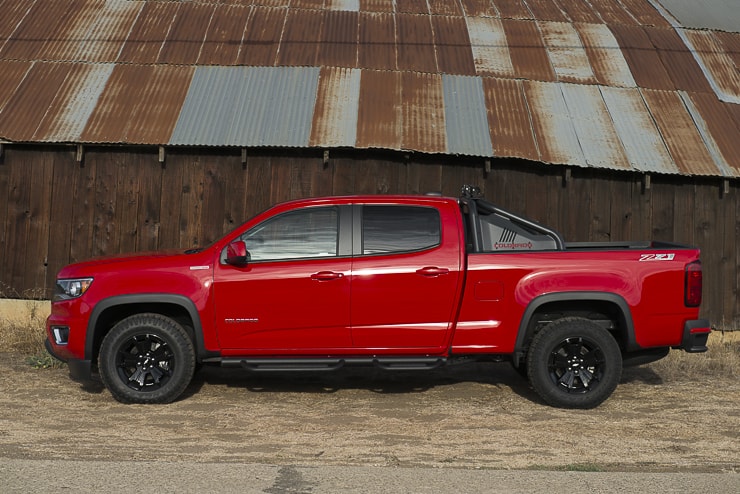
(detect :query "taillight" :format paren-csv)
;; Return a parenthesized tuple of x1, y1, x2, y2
(685, 261, 702, 307)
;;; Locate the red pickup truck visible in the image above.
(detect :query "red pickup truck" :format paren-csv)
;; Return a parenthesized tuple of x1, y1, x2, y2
(46, 186, 710, 408)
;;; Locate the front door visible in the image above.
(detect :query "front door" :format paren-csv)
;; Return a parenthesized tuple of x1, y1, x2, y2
(213, 206, 351, 352)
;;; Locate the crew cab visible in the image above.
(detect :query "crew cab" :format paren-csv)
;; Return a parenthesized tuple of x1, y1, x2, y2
(46, 186, 710, 408)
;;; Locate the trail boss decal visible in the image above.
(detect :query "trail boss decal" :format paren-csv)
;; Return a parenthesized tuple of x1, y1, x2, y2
(639, 253, 675, 261)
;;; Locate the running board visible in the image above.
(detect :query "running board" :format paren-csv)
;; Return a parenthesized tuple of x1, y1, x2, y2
(218, 357, 447, 372)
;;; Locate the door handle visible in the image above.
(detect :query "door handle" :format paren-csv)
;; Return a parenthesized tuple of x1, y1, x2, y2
(311, 271, 344, 281)
(415, 266, 449, 277)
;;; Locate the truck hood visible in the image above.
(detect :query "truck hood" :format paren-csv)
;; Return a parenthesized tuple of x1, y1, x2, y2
(55, 248, 207, 278)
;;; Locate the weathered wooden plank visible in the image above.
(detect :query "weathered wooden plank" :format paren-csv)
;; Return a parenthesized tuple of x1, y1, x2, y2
(135, 156, 163, 252)
(720, 184, 736, 327)
(24, 150, 54, 294)
(589, 174, 612, 242)
(69, 160, 96, 264)
(201, 155, 228, 246)
(244, 152, 273, 218)
(220, 153, 249, 234)
(179, 156, 204, 249)
(608, 174, 634, 242)
(91, 151, 119, 257)
(115, 152, 141, 254)
(693, 183, 719, 322)
(0, 150, 11, 292)
(650, 180, 674, 242)
(45, 151, 77, 290)
(157, 152, 185, 250)
(5, 149, 32, 295)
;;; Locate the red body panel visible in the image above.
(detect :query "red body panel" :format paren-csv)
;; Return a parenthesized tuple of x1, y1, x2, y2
(46, 194, 703, 366)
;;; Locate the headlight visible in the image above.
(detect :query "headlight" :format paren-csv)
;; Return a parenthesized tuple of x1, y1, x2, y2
(54, 278, 93, 300)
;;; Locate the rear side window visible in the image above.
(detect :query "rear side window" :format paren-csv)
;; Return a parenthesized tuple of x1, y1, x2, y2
(362, 206, 440, 255)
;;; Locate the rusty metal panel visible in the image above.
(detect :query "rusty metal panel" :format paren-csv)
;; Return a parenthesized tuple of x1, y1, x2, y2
(554, 0, 601, 23)
(432, 16, 476, 76)
(599, 86, 676, 174)
(482, 78, 539, 161)
(277, 8, 324, 66)
(396, 13, 437, 73)
(524, 80, 586, 166)
(492, 0, 533, 20)
(443, 75, 493, 156)
(316, 9, 359, 68)
(640, 89, 720, 176)
(576, 23, 635, 87)
(197, 4, 253, 66)
(359, 0, 393, 12)
(683, 92, 740, 178)
(0, 0, 34, 43)
(0, 0, 77, 60)
(236, 6, 285, 66)
(587, 0, 638, 26)
(357, 12, 396, 70)
(310, 67, 360, 148)
(609, 24, 674, 90)
(0, 60, 32, 115)
(428, 0, 462, 16)
(33, 63, 115, 142)
(73, 0, 143, 63)
(714, 32, 739, 68)
(560, 83, 630, 170)
(402, 72, 446, 154)
(502, 19, 556, 82)
(524, 0, 568, 22)
(459, 0, 498, 17)
(644, 27, 712, 94)
(396, 0, 429, 15)
(157, 2, 215, 65)
(467, 17, 515, 77)
(539, 21, 595, 84)
(81, 65, 193, 144)
(117, 1, 178, 64)
(682, 30, 740, 105)
(618, 0, 671, 27)
(0, 62, 72, 141)
(356, 70, 402, 149)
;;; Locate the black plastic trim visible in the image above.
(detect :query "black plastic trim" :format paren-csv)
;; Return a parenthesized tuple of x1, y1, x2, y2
(514, 292, 637, 357)
(681, 319, 711, 353)
(85, 294, 213, 362)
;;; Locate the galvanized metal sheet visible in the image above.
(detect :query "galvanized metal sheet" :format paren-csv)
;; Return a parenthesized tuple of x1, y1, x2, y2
(539, 21, 596, 84)
(482, 78, 539, 161)
(502, 19, 556, 82)
(34, 63, 115, 142)
(599, 86, 677, 174)
(402, 72, 446, 154)
(116, 1, 178, 64)
(587, 0, 638, 26)
(576, 23, 636, 87)
(310, 67, 360, 148)
(328, 0, 360, 11)
(466, 17, 515, 77)
(640, 89, 720, 176)
(682, 91, 740, 177)
(316, 10, 359, 68)
(173, 66, 320, 147)
(356, 70, 402, 149)
(459, 0, 498, 17)
(524, 80, 586, 166)
(432, 15, 476, 76)
(682, 29, 740, 104)
(559, 83, 630, 170)
(358, 12, 396, 70)
(443, 74, 493, 157)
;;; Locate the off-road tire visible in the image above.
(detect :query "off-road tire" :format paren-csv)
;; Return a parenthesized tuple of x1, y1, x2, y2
(527, 317, 622, 409)
(99, 313, 196, 404)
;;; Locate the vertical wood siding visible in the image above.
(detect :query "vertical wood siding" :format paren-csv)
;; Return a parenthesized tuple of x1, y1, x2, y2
(0, 146, 736, 327)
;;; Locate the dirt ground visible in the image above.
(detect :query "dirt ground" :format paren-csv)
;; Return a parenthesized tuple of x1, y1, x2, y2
(0, 349, 737, 474)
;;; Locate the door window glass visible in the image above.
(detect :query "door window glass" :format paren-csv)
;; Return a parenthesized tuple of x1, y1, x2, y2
(362, 206, 440, 254)
(241, 207, 338, 261)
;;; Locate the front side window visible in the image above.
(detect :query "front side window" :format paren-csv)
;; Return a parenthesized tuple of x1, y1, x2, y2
(241, 207, 338, 261)
(362, 206, 440, 255)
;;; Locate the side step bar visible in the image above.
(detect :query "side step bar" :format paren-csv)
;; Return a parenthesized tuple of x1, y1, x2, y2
(217, 357, 447, 372)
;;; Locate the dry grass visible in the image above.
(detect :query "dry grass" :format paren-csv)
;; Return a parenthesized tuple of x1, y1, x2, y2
(0, 300, 48, 355)
(649, 330, 740, 380)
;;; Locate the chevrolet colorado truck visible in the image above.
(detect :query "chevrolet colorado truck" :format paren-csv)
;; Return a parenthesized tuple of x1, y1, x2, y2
(46, 186, 710, 408)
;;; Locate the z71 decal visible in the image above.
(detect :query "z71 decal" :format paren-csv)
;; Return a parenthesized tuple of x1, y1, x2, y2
(639, 253, 675, 261)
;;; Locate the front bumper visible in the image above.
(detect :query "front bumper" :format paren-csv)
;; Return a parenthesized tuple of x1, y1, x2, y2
(45, 338, 94, 381)
(681, 319, 711, 353)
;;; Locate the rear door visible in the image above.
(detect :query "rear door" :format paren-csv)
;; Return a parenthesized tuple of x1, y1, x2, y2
(350, 203, 462, 352)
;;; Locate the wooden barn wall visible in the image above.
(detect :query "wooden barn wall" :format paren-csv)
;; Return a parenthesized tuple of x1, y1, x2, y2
(0, 145, 737, 327)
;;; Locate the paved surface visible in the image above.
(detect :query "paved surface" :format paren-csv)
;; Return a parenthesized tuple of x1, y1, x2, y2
(2, 459, 739, 493)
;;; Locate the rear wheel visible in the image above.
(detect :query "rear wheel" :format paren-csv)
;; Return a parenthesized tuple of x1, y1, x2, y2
(99, 314, 195, 404)
(527, 317, 622, 409)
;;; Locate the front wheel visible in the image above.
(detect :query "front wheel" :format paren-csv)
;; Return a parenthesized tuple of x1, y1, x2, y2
(99, 314, 196, 404)
(527, 317, 622, 409)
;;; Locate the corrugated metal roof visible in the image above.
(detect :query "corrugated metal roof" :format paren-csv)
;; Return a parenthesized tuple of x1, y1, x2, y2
(0, 0, 737, 179)
(656, 0, 740, 33)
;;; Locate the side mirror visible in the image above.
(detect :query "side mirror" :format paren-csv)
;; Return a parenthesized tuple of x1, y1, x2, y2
(225, 240, 249, 266)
